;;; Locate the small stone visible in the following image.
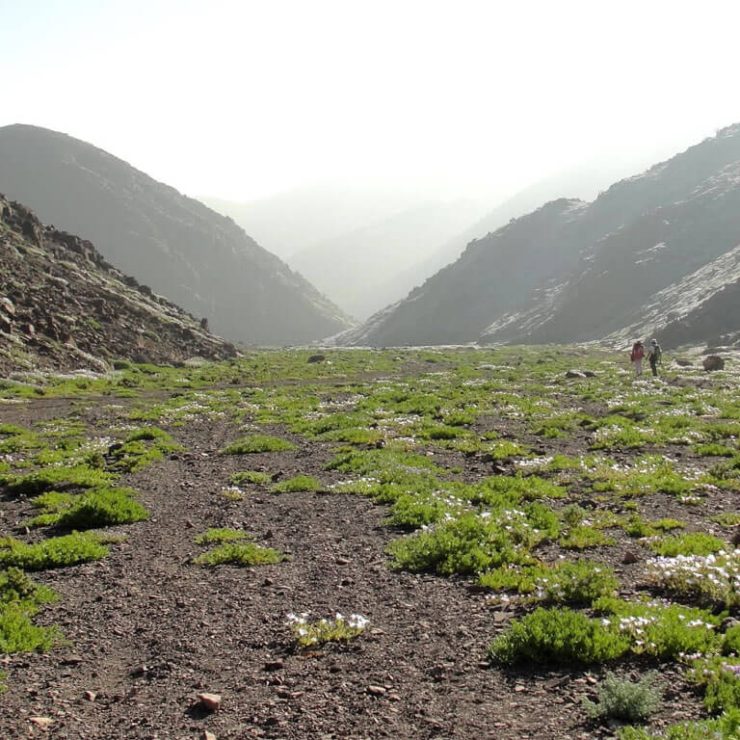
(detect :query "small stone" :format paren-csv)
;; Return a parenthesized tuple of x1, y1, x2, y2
(335, 556, 350, 565)
(61, 654, 84, 665)
(514, 684, 526, 692)
(264, 660, 284, 671)
(30, 717, 54, 730)
(622, 550, 641, 565)
(204, 732, 217, 740)
(197, 692, 222, 711)
(84, 690, 97, 702)
(367, 685, 387, 696)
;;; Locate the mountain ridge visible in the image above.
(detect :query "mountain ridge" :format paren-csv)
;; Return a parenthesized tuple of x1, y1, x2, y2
(0, 124, 352, 345)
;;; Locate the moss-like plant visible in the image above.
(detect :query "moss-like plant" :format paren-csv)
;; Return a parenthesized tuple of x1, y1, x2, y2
(194, 528, 249, 545)
(1, 465, 114, 497)
(230, 470, 272, 486)
(0, 532, 109, 570)
(648, 532, 727, 557)
(488, 607, 630, 666)
(194, 542, 285, 567)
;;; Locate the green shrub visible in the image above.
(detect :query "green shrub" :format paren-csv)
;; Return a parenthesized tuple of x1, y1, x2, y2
(689, 658, 740, 713)
(583, 671, 662, 722)
(488, 607, 630, 666)
(617, 708, 740, 739)
(1, 465, 114, 497)
(0, 568, 56, 610)
(481, 560, 619, 606)
(0, 605, 60, 653)
(30, 487, 148, 529)
(594, 598, 722, 659)
(0, 532, 109, 570)
(230, 470, 272, 486)
(108, 427, 182, 472)
(195, 528, 249, 545)
(222, 434, 296, 454)
(388, 508, 557, 576)
(649, 532, 727, 557)
(560, 526, 615, 550)
(271, 475, 321, 493)
(194, 542, 285, 567)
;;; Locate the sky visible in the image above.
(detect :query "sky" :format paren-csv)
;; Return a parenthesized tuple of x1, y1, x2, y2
(2, 0, 740, 203)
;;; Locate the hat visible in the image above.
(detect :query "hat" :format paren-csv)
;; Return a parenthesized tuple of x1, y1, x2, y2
(650, 339, 658, 345)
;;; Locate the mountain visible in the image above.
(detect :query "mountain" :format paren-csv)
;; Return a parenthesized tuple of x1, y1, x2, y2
(202, 182, 447, 261)
(0, 125, 352, 345)
(341, 124, 740, 348)
(287, 200, 483, 320)
(0, 194, 237, 373)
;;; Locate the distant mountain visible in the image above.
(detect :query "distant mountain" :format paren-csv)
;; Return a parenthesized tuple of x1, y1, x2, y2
(287, 200, 483, 320)
(0, 194, 237, 373)
(203, 182, 445, 261)
(340, 124, 740, 348)
(0, 125, 352, 345)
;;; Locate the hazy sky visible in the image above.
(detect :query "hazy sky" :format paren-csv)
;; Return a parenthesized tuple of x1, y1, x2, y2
(2, 0, 740, 202)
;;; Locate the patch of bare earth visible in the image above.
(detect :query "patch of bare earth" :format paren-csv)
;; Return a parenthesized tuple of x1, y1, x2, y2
(0, 403, 711, 738)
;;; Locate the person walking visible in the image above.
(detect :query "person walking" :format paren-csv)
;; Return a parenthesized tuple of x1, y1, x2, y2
(647, 338, 662, 377)
(630, 340, 645, 377)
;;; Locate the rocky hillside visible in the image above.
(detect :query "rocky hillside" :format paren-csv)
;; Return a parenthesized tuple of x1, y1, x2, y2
(0, 195, 238, 373)
(0, 125, 352, 345)
(341, 124, 740, 348)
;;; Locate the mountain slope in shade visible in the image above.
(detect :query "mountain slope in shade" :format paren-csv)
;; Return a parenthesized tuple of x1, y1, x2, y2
(0, 195, 237, 373)
(342, 124, 740, 348)
(0, 124, 352, 345)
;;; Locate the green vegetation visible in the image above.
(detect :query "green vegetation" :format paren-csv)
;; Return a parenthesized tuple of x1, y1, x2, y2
(194, 528, 249, 545)
(287, 612, 370, 648)
(0, 533, 109, 570)
(222, 434, 296, 454)
(583, 671, 662, 723)
(28, 486, 148, 529)
(194, 541, 286, 567)
(648, 531, 727, 557)
(230, 470, 272, 486)
(489, 607, 630, 666)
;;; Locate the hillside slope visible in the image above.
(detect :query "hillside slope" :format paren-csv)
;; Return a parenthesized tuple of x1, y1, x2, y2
(0, 125, 352, 345)
(0, 195, 237, 373)
(342, 124, 740, 348)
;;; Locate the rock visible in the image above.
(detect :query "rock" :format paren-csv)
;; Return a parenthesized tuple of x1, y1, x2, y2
(204, 732, 217, 740)
(29, 717, 54, 730)
(565, 370, 587, 379)
(307, 354, 326, 364)
(675, 358, 693, 367)
(84, 690, 97, 701)
(622, 550, 641, 565)
(367, 685, 387, 696)
(264, 660, 284, 671)
(0, 296, 15, 316)
(197, 692, 222, 711)
(703, 355, 725, 371)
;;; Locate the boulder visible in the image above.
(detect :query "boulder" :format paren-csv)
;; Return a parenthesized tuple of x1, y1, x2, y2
(703, 355, 725, 372)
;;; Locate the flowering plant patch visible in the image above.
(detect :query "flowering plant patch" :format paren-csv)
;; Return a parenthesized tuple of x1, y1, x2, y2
(287, 612, 370, 648)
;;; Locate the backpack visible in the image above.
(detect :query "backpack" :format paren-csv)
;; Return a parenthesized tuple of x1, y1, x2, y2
(630, 343, 644, 361)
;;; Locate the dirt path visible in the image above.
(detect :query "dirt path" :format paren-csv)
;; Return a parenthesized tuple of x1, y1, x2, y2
(0, 400, 706, 739)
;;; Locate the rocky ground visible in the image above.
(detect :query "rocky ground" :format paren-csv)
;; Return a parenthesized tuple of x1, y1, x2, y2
(0, 386, 721, 740)
(0, 195, 236, 376)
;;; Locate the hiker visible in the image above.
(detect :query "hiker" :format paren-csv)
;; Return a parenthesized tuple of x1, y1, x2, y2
(630, 340, 645, 377)
(647, 338, 662, 377)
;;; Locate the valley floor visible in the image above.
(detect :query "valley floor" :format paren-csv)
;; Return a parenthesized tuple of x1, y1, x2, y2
(0, 348, 737, 738)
